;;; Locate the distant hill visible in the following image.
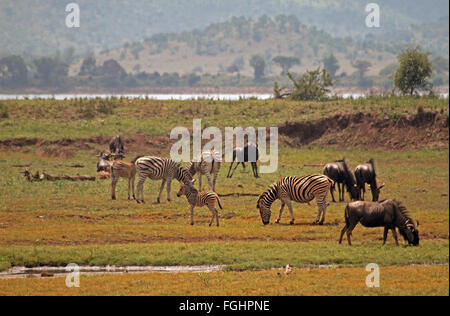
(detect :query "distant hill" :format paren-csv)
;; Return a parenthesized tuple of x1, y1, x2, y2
(78, 15, 448, 81)
(1, 0, 448, 56)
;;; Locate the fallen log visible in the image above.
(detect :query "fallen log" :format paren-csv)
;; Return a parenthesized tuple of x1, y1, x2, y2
(23, 170, 95, 182)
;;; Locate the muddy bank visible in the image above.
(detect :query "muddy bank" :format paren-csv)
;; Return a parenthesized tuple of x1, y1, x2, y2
(279, 110, 449, 150)
(0, 265, 226, 279)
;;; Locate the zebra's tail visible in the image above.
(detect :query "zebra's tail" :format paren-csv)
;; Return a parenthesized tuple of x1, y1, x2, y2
(216, 194, 223, 210)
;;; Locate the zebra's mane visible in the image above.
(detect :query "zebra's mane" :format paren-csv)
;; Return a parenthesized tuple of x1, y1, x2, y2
(175, 162, 193, 185)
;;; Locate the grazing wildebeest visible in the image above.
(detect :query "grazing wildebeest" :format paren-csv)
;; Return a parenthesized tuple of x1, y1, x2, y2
(109, 135, 125, 158)
(355, 158, 385, 201)
(339, 199, 419, 246)
(323, 159, 359, 202)
(226, 143, 259, 178)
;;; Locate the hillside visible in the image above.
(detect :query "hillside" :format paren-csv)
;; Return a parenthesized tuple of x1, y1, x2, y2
(78, 15, 448, 82)
(1, 0, 448, 56)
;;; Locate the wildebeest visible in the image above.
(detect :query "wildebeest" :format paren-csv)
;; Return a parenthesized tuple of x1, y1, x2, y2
(339, 199, 419, 246)
(97, 151, 112, 172)
(226, 143, 259, 178)
(323, 159, 359, 202)
(109, 135, 125, 158)
(355, 158, 385, 201)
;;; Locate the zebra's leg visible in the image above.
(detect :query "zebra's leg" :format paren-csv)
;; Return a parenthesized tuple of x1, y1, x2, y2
(198, 173, 202, 191)
(391, 228, 399, 246)
(205, 172, 213, 191)
(136, 176, 146, 203)
(190, 205, 195, 225)
(157, 179, 166, 204)
(275, 201, 286, 224)
(318, 200, 327, 225)
(166, 178, 172, 202)
(252, 162, 259, 178)
(285, 199, 295, 225)
(207, 205, 218, 227)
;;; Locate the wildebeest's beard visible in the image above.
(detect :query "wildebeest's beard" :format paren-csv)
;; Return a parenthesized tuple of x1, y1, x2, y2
(399, 227, 420, 246)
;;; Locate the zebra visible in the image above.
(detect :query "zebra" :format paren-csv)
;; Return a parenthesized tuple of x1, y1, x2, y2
(256, 175, 334, 225)
(97, 152, 136, 200)
(187, 150, 221, 192)
(177, 180, 223, 226)
(134, 156, 193, 204)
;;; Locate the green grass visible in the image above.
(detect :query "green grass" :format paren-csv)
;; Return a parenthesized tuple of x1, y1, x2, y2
(0, 241, 447, 272)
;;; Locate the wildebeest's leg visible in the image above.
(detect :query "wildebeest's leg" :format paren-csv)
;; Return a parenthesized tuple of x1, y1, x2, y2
(252, 162, 259, 178)
(346, 222, 358, 246)
(127, 177, 131, 200)
(111, 174, 119, 200)
(391, 228, 399, 246)
(339, 224, 348, 244)
(229, 161, 241, 178)
(226, 159, 235, 178)
(330, 184, 336, 202)
(337, 182, 342, 202)
(275, 201, 286, 224)
(383, 227, 389, 245)
(157, 179, 166, 203)
(362, 183, 366, 201)
(241, 162, 246, 169)
(131, 175, 136, 200)
(166, 178, 172, 202)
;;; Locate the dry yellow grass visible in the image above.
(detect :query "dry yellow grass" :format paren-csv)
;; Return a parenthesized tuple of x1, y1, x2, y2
(0, 265, 447, 296)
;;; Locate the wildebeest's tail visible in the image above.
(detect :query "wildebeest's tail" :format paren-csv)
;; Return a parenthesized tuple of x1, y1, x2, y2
(344, 204, 350, 227)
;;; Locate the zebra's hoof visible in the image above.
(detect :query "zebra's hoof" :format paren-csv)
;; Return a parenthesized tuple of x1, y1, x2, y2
(275, 220, 280, 224)
(290, 221, 295, 225)
(319, 222, 324, 226)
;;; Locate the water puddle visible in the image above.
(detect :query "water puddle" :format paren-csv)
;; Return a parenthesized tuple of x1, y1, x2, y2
(0, 265, 226, 279)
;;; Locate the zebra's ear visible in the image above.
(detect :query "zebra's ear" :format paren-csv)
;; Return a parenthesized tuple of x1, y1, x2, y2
(378, 183, 385, 190)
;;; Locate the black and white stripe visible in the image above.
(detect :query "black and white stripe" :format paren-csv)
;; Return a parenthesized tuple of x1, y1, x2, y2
(135, 156, 193, 203)
(257, 175, 334, 225)
(187, 151, 221, 192)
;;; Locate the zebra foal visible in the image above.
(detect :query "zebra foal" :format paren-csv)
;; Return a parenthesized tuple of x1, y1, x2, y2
(177, 180, 223, 226)
(134, 156, 193, 204)
(187, 151, 221, 192)
(257, 175, 334, 225)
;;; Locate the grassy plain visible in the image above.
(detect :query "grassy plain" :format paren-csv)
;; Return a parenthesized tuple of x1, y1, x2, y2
(0, 96, 448, 295)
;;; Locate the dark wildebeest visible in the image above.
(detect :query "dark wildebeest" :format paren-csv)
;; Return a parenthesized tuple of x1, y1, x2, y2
(339, 199, 419, 246)
(323, 159, 359, 202)
(355, 158, 385, 201)
(109, 135, 125, 159)
(226, 143, 259, 178)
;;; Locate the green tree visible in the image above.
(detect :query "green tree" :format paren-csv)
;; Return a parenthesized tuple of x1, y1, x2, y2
(322, 54, 339, 79)
(0, 55, 28, 87)
(33, 57, 68, 87)
(79, 56, 98, 76)
(249, 55, 265, 82)
(353, 60, 372, 87)
(275, 67, 332, 101)
(272, 56, 300, 75)
(393, 46, 433, 95)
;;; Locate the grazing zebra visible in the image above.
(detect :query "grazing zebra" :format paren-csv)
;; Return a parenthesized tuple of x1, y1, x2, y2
(97, 152, 136, 200)
(354, 159, 385, 201)
(256, 175, 334, 225)
(187, 151, 221, 192)
(226, 143, 259, 178)
(177, 180, 223, 226)
(134, 156, 193, 204)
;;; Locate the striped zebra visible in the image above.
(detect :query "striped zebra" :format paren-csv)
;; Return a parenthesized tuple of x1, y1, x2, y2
(177, 180, 223, 226)
(256, 175, 334, 225)
(187, 151, 221, 192)
(134, 156, 193, 204)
